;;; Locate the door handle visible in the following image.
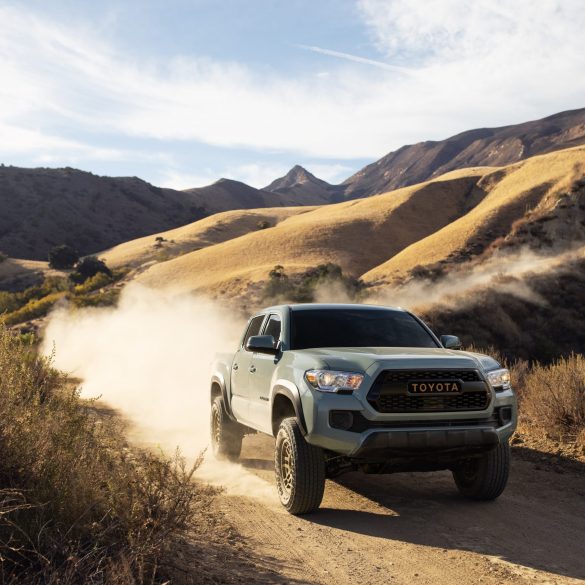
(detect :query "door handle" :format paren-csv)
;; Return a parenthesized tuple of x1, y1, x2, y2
(232, 363, 239, 371)
(249, 365, 256, 373)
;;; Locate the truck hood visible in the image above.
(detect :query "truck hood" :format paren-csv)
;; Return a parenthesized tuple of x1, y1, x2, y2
(292, 347, 495, 373)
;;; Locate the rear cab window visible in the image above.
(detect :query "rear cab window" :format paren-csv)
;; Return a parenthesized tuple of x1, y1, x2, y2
(263, 314, 282, 347)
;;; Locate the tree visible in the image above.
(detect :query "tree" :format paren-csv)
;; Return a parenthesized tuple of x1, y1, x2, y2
(70, 256, 112, 284)
(48, 245, 79, 269)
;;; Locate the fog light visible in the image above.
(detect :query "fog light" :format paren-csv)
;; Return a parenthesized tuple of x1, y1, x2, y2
(498, 406, 513, 426)
(330, 411, 354, 431)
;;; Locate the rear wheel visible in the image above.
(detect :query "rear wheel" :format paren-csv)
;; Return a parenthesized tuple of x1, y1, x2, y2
(453, 441, 510, 500)
(210, 396, 243, 461)
(275, 417, 325, 514)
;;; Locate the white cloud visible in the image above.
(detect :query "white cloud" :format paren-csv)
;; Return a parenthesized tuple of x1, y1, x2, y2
(1, 1, 584, 168)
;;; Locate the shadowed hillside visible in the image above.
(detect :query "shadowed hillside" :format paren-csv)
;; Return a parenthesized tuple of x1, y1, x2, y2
(0, 168, 321, 261)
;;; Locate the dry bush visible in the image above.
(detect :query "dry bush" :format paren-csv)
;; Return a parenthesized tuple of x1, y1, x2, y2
(517, 354, 585, 442)
(0, 325, 213, 584)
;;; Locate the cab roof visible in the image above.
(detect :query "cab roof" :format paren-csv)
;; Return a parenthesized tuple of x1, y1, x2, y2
(261, 303, 406, 313)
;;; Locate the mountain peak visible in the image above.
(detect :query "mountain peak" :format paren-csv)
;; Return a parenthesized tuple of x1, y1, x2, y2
(264, 165, 326, 192)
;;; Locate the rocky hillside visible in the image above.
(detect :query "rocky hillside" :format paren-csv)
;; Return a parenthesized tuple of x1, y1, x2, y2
(342, 107, 585, 198)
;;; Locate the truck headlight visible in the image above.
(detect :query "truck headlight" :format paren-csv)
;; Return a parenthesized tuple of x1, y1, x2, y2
(305, 370, 364, 393)
(486, 368, 511, 391)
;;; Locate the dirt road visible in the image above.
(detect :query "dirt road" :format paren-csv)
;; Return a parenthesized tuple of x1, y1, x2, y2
(212, 433, 585, 585)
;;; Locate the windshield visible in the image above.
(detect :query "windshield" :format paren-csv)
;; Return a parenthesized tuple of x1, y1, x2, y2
(290, 308, 439, 350)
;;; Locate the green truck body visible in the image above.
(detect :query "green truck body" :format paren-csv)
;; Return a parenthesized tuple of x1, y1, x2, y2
(211, 304, 517, 514)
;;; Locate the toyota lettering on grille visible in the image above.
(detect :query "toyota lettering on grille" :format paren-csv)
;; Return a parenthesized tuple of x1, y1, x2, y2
(408, 380, 462, 394)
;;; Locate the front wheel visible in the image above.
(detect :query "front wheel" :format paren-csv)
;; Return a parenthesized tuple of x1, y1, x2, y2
(210, 397, 243, 461)
(274, 418, 325, 514)
(452, 441, 510, 500)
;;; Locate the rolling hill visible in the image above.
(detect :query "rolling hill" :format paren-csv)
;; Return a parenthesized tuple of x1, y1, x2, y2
(131, 146, 585, 304)
(362, 146, 585, 288)
(0, 168, 322, 261)
(101, 206, 315, 269)
(133, 167, 491, 296)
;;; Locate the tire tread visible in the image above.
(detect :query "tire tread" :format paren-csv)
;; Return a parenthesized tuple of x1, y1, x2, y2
(276, 418, 325, 514)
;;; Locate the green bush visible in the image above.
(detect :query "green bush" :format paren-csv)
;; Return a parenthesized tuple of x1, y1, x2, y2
(1, 292, 66, 326)
(70, 288, 120, 308)
(73, 270, 113, 294)
(48, 244, 79, 269)
(70, 256, 112, 284)
(1, 271, 123, 326)
(0, 326, 211, 584)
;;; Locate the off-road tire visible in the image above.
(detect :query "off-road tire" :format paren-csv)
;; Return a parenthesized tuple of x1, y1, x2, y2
(274, 417, 325, 514)
(453, 441, 510, 500)
(210, 397, 243, 461)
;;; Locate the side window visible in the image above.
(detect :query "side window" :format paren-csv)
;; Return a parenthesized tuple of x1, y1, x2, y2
(263, 314, 281, 346)
(242, 315, 265, 350)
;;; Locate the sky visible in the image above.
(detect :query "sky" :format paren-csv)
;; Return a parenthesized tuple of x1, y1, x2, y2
(1, 0, 584, 190)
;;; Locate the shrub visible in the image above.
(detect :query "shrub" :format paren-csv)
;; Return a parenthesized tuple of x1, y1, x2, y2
(0, 326, 211, 584)
(73, 271, 113, 294)
(48, 244, 79, 269)
(256, 220, 271, 230)
(70, 288, 120, 309)
(518, 354, 585, 439)
(70, 256, 112, 284)
(1, 291, 66, 326)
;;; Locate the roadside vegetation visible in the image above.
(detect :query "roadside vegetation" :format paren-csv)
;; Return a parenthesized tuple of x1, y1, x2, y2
(0, 325, 214, 584)
(466, 346, 585, 450)
(0, 259, 124, 327)
(263, 263, 364, 303)
(510, 354, 585, 447)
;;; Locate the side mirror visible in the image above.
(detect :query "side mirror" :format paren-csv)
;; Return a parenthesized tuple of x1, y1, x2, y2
(246, 334, 278, 354)
(440, 335, 462, 350)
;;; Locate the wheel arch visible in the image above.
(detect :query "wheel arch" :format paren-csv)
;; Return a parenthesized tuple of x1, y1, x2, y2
(210, 373, 237, 420)
(271, 382, 307, 437)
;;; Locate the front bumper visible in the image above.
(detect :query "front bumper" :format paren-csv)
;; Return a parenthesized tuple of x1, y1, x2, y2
(301, 385, 517, 458)
(353, 427, 499, 458)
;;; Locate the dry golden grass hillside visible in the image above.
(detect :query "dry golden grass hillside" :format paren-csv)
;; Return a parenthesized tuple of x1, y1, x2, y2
(132, 146, 584, 300)
(101, 207, 314, 268)
(362, 146, 585, 287)
(135, 168, 491, 296)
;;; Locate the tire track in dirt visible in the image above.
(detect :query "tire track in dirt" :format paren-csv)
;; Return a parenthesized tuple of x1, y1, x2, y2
(214, 434, 585, 585)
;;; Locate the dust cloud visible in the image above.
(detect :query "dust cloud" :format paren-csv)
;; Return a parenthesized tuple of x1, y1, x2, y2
(42, 284, 277, 501)
(371, 246, 584, 312)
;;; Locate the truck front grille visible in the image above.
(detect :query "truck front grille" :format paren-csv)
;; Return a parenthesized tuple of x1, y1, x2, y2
(367, 369, 490, 413)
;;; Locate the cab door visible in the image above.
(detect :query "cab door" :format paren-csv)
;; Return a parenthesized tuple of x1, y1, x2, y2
(230, 313, 265, 425)
(248, 313, 282, 433)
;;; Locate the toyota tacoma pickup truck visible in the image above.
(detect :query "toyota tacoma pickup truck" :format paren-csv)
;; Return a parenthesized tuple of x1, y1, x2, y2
(210, 304, 517, 514)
